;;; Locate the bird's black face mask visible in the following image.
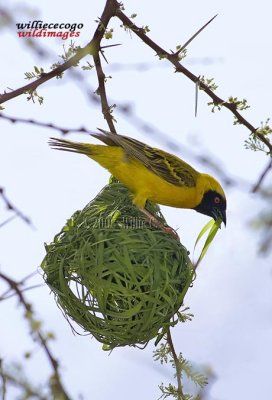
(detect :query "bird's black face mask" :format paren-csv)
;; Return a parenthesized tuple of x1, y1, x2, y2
(194, 190, 227, 225)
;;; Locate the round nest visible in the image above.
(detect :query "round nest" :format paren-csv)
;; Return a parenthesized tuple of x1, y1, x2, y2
(42, 182, 192, 349)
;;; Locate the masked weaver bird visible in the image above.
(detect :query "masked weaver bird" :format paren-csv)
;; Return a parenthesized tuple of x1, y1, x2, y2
(49, 129, 226, 236)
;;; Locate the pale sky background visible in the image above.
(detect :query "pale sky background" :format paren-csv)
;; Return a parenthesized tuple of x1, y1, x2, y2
(1, 1, 272, 399)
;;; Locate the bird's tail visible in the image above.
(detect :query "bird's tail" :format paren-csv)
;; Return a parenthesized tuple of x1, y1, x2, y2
(49, 137, 94, 157)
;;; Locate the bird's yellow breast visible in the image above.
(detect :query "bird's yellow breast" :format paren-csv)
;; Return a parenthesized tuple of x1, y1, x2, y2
(90, 146, 200, 209)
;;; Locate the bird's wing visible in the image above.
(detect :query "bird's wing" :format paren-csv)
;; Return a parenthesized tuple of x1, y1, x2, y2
(94, 129, 199, 187)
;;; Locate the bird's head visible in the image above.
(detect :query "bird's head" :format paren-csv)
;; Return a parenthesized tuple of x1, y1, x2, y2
(194, 175, 227, 225)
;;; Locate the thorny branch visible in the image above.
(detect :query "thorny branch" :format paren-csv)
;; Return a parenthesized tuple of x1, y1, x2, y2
(0, 272, 71, 400)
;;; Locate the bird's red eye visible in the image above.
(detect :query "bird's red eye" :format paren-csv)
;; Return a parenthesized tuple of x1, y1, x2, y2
(214, 196, 221, 204)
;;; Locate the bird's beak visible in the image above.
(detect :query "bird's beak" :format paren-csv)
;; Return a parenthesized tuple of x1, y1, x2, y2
(222, 210, 226, 226)
(216, 209, 226, 227)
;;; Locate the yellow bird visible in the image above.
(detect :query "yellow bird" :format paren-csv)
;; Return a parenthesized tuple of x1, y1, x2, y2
(49, 129, 226, 230)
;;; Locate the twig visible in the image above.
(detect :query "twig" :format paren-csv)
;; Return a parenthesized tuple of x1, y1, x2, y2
(0, 0, 118, 105)
(0, 187, 32, 226)
(166, 328, 185, 400)
(0, 272, 71, 400)
(93, 52, 117, 133)
(115, 4, 272, 154)
(252, 158, 272, 193)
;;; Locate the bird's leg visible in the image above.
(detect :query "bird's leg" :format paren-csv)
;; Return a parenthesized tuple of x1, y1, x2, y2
(139, 207, 180, 241)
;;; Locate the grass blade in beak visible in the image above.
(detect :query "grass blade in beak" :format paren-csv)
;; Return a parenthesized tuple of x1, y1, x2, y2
(193, 218, 222, 269)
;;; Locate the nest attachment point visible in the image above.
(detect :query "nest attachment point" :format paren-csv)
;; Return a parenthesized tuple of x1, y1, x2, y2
(42, 182, 192, 349)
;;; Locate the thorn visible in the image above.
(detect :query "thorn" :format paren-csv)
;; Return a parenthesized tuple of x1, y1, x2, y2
(100, 49, 109, 64)
(175, 14, 218, 56)
(100, 43, 122, 50)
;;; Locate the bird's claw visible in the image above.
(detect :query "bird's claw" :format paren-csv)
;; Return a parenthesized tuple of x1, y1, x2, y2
(163, 225, 180, 241)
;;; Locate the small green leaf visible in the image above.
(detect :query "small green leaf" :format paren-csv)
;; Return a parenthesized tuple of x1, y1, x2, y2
(104, 28, 113, 39)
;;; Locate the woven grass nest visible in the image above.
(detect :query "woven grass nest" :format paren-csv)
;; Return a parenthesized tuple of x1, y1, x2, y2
(42, 181, 192, 349)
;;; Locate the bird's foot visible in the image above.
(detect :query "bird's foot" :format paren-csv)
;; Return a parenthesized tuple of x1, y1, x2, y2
(163, 225, 180, 241)
(139, 207, 180, 241)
